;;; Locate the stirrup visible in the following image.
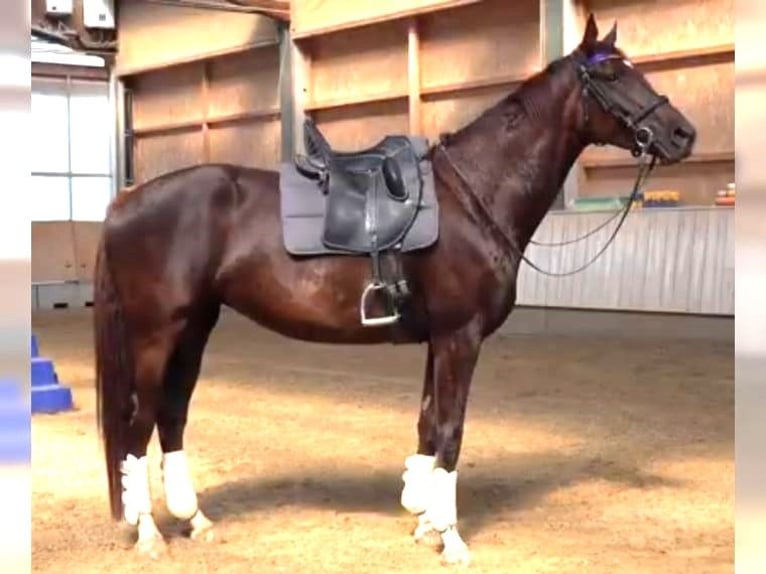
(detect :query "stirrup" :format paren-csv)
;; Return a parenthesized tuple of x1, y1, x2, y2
(360, 281, 400, 327)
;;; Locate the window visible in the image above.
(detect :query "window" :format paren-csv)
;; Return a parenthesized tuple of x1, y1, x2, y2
(31, 76, 114, 221)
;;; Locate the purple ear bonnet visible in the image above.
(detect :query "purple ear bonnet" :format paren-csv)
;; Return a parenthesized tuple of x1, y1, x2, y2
(586, 52, 612, 66)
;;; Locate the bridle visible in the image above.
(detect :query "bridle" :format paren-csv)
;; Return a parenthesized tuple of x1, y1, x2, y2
(437, 51, 664, 277)
(577, 51, 670, 157)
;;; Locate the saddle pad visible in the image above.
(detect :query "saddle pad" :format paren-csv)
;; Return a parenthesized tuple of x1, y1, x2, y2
(279, 153, 439, 257)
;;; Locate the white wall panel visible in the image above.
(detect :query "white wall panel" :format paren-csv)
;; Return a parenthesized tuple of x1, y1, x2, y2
(516, 207, 734, 315)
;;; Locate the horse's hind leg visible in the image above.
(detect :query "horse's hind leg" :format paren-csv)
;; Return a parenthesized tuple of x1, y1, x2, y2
(156, 308, 219, 542)
(122, 332, 178, 559)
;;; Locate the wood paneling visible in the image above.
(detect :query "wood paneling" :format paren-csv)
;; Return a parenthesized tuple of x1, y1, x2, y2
(420, 0, 539, 90)
(290, 0, 480, 38)
(586, 0, 734, 58)
(313, 100, 409, 150)
(127, 39, 281, 182)
(421, 84, 512, 142)
(207, 48, 281, 118)
(32, 223, 77, 283)
(131, 64, 202, 131)
(116, 0, 279, 75)
(517, 207, 734, 315)
(209, 120, 282, 170)
(72, 222, 102, 282)
(31, 222, 103, 283)
(309, 19, 409, 107)
(135, 129, 204, 183)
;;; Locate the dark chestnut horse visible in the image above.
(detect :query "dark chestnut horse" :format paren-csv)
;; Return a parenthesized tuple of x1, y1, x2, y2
(94, 15, 695, 565)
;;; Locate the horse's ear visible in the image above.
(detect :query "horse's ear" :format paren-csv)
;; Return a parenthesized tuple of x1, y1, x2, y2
(581, 13, 599, 48)
(602, 21, 617, 46)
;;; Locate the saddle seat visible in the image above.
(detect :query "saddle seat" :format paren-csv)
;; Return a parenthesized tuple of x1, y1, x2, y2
(294, 118, 424, 255)
(292, 119, 429, 327)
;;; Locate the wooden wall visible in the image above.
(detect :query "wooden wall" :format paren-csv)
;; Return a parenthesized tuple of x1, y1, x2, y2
(296, 0, 540, 151)
(292, 0, 732, 207)
(116, 0, 279, 75)
(578, 0, 734, 205)
(31, 222, 101, 284)
(117, 0, 282, 184)
(290, 0, 481, 39)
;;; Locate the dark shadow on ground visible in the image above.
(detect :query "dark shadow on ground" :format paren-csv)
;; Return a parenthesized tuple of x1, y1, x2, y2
(190, 449, 684, 543)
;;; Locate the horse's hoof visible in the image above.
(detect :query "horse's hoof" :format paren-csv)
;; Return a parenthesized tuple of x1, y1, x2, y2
(439, 528, 471, 567)
(413, 526, 442, 548)
(440, 544, 471, 567)
(134, 535, 167, 560)
(190, 525, 215, 543)
(189, 510, 215, 542)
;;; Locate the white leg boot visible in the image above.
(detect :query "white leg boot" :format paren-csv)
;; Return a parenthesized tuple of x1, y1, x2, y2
(401, 454, 441, 545)
(161, 450, 214, 541)
(121, 454, 166, 558)
(426, 468, 471, 566)
(400, 454, 436, 514)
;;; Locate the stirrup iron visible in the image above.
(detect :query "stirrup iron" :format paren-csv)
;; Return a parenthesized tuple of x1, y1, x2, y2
(360, 281, 400, 327)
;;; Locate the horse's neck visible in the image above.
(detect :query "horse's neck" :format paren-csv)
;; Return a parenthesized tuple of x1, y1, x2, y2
(444, 62, 586, 246)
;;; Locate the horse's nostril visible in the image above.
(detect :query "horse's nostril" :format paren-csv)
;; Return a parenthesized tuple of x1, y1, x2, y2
(672, 125, 696, 147)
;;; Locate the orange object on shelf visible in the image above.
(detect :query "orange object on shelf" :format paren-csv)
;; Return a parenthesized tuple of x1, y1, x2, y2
(715, 195, 735, 206)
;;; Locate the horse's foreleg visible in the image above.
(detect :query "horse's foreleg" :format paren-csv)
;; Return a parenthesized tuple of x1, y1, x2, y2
(402, 322, 482, 565)
(401, 346, 440, 544)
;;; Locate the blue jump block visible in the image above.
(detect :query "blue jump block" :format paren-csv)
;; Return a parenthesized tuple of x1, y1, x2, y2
(0, 378, 31, 462)
(31, 357, 58, 387)
(30, 334, 74, 414)
(31, 384, 73, 414)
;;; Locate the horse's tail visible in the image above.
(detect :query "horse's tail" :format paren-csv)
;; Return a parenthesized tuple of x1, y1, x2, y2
(93, 232, 134, 521)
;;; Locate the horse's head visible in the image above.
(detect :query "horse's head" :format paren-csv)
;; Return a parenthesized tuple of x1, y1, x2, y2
(573, 14, 696, 164)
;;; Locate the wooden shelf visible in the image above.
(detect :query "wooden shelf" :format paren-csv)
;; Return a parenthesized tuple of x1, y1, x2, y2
(116, 39, 279, 78)
(581, 151, 735, 169)
(631, 43, 734, 68)
(290, 0, 480, 40)
(133, 107, 281, 136)
(304, 90, 409, 112)
(421, 70, 536, 98)
(207, 108, 281, 126)
(133, 118, 203, 136)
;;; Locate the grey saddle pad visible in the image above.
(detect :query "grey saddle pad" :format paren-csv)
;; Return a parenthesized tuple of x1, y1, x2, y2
(279, 149, 439, 257)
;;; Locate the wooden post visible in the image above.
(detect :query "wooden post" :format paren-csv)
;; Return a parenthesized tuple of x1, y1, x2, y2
(289, 36, 311, 155)
(407, 17, 422, 136)
(201, 61, 211, 162)
(278, 23, 295, 162)
(111, 71, 127, 192)
(541, 0, 584, 209)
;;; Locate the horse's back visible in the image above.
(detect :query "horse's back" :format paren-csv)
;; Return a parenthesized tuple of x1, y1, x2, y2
(100, 164, 273, 322)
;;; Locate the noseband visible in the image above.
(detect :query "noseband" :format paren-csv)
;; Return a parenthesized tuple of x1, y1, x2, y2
(577, 52, 669, 157)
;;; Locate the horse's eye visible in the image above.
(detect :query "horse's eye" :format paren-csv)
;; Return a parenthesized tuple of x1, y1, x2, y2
(599, 62, 618, 81)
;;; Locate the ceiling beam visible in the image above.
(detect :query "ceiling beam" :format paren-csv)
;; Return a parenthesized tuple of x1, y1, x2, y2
(144, 0, 289, 20)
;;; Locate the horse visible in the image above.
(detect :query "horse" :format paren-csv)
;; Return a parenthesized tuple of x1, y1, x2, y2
(94, 14, 696, 566)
